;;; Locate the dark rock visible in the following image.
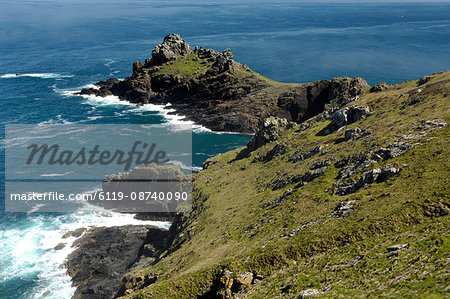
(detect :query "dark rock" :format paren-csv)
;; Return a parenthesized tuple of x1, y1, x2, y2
(257, 143, 288, 162)
(151, 33, 192, 65)
(373, 142, 413, 160)
(417, 76, 432, 86)
(322, 105, 370, 134)
(332, 200, 355, 218)
(237, 117, 295, 159)
(54, 243, 66, 250)
(370, 81, 389, 92)
(387, 244, 409, 252)
(344, 127, 372, 140)
(329, 77, 369, 104)
(289, 145, 323, 163)
(66, 225, 170, 299)
(310, 158, 334, 170)
(298, 288, 321, 298)
(79, 34, 370, 133)
(235, 272, 253, 286)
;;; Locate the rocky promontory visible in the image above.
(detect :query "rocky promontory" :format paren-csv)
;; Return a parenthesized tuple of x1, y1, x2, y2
(79, 34, 369, 133)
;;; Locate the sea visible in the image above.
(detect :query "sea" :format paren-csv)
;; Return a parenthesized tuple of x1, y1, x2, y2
(0, 1, 449, 298)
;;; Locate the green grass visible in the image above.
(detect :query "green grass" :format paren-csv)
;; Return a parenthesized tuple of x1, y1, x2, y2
(121, 71, 450, 298)
(153, 54, 214, 78)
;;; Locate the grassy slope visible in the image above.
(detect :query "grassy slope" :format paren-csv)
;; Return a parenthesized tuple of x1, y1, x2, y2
(124, 72, 450, 298)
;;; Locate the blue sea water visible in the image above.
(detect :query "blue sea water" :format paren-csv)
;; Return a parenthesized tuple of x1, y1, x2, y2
(0, 1, 449, 298)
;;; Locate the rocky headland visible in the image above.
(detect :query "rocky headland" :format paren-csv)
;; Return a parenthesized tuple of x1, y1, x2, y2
(79, 34, 369, 133)
(64, 34, 450, 298)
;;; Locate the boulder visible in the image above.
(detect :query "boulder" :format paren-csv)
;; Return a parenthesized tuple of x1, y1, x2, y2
(235, 272, 253, 286)
(324, 105, 370, 134)
(298, 288, 321, 298)
(417, 75, 432, 86)
(329, 77, 369, 104)
(370, 81, 389, 92)
(237, 117, 295, 159)
(387, 244, 409, 252)
(344, 127, 372, 140)
(151, 33, 192, 65)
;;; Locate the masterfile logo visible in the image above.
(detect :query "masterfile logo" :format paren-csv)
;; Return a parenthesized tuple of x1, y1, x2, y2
(4, 124, 193, 213)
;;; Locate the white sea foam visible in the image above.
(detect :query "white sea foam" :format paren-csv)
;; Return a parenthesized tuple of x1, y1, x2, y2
(0, 203, 170, 299)
(40, 171, 74, 177)
(0, 73, 73, 79)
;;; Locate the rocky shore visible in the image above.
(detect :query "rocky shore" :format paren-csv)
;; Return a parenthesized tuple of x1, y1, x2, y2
(66, 225, 171, 299)
(79, 34, 369, 133)
(64, 34, 450, 299)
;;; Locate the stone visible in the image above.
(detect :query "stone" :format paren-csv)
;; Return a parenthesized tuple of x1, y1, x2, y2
(66, 225, 169, 299)
(237, 117, 295, 159)
(387, 244, 409, 252)
(332, 201, 355, 218)
(329, 77, 369, 104)
(151, 33, 192, 65)
(133, 61, 144, 73)
(417, 75, 432, 86)
(258, 143, 288, 162)
(298, 288, 321, 298)
(370, 81, 389, 92)
(344, 127, 372, 140)
(289, 145, 323, 163)
(220, 270, 234, 289)
(54, 243, 66, 250)
(325, 105, 370, 133)
(235, 272, 253, 286)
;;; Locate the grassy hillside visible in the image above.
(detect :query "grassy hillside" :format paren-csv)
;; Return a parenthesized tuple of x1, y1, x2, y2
(120, 71, 450, 298)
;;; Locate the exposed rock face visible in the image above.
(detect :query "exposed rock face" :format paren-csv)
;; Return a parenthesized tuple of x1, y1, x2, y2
(322, 105, 371, 134)
(66, 225, 170, 299)
(151, 33, 192, 65)
(344, 127, 372, 140)
(237, 117, 295, 159)
(78, 34, 369, 133)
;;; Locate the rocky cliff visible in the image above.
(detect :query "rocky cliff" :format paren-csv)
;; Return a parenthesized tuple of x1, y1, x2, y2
(67, 71, 450, 298)
(79, 34, 369, 133)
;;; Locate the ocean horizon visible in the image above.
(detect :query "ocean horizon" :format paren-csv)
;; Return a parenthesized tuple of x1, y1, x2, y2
(1, 1, 449, 298)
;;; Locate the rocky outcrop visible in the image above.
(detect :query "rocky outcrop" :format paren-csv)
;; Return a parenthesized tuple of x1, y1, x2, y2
(78, 34, 369, 133)
(66, 225, 170, 299)
(320, 105, 371, 134)
(236, 117, 295, 159)
(151, 33, 192, 65)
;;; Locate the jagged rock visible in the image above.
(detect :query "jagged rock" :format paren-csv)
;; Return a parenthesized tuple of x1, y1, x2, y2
(54, 243, 66, 250)
(263, 189, 293, 208)
(417, 75, 432, 86)
(151, 33, 192, 65)
(329, 77, 369, 104)
(332, 200, 355, 218)
(237, 117, 295, 159)
(344, 127, 372, 140)
(292, 167, 327, 187)
(289, 145, 323, 163)
(78, 34, 372, 133)
(133, 61, 144, 73)
(257, 143, 288, 162)
(323, 105, 370, 134)
(373, 142, 413, 160)
(335, 165, 402, 195)
(62, 227, 87, 239)
(370, 81, 389, 92)
(420, 119, 447, 129)
(298, 288, 321, 298)
(220, 270, 234, 289)
(310, 158, 334, 170)
(387, 244, 409, 252)
(67, 225, 169, 299)
(235, 272, 253, 286)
